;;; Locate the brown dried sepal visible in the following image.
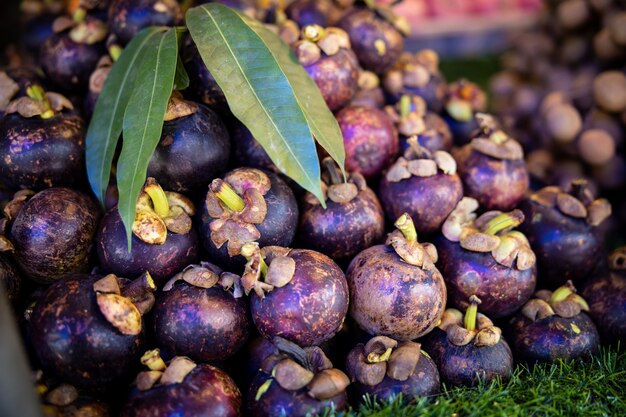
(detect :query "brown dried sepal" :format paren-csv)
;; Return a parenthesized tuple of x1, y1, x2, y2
(3, 190, 35, 220)
(210, 218, 261, 257)
(327, 183, 359, 204)
(446, 324, 475, 346)
(293, 40, 321, 66)
(45, 384, 78, 407)
(364, 336, 397, 363)
(165, 264, 220, 290)
(0, 71, 19, 111)
(265, 255, 296, 288)
(386, 342, 421, 381)
(586, 198, 611, 226)
(241, 244, 273, 298)
(273, 359, 315, 391)
(133, 209, 167, 244)
(307, 369, 350, 400)
(0, 235, 14, 252)
(471, 136, 524, 161)
(433, 151, 457, 174)
(345, 346, 386, 386)
(460, 232, 501, 253)
(474, 326, 501, 347)
(406, 159, 437, 177)
(442, 197, 479, 242)
(6, 92, 73, 118)
(556, 192, 588, 218)
(491, 231, 536, 270)
(96, 293, 142, 336)
(476, 313, 493, 329)
(530, 186, 561, 207)
(438, 308, 463, 330)
(163, 93, 198, 122)
(69, 18, 108, 44)
(89, 59, 112, 94)
(52, 16, 74, 33)
(385, 158, 411, 182)
(279, 19, 300, 45)
(521, 298, 555, 321)
(159, 357, 197, 386)
(551, 300, 582, 318)
(386, 230, 435, 269)
(609, 247, 626, 270)
(93, 274, 121, 295)
(305, 347, 333, 372)
(135, 370, 163, 391)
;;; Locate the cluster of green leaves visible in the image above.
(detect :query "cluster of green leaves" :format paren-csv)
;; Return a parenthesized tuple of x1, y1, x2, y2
(86, 4, 345, 248)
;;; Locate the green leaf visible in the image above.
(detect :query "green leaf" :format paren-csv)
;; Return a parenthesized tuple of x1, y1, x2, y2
(85, 27, 167, 206)
(174, 29, 190, 90)
(117, 28, 178, 248)
(187, 3, 335, 203)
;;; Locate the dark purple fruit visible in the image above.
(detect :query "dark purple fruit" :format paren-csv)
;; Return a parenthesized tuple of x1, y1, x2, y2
(436, 199, 537, 318)
(121, 354, 242, 417)
(508, 283, 600, 363)
(231, 122, 277, 172)
(349, 70, 385, 109)
(153, 262, 250, 362)
(237, 336, 280, 389)
(519, 181, 611, 288)
(147, 95, 230, 193)
(0, 252, 21, 303)
(379, 138, 462, 234)
(35, 376, 110, 417)
(85, 55, 113, 119)
(442, 80, 487, 146)
(286, 0, 340, 28)
(0, 67, 46, 117)
(297, 160, 384, 262)
(347, 215, 446, 340)
(29, 274, 156, 387)
(345, 336, 439, 404)
(0, 86, 85, 190)
(336, 105, 398, 180)
(108, 0, 181, 45)
(8, 188, 99, 284)
(97, 179, 199, 286)
(199, 168, 298, 270)
(422, 298, 513, 387)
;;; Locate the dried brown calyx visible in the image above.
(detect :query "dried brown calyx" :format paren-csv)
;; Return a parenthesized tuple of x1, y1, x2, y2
(383, 49, 440, 96)
(468, 113, 524, 161)
(363, 0, 411, 37)
(385, 136, 456, 182)
(521, 281, 589, 321)
(0, 71, 20, 112)
(1, 190, 37, 251)
(292, 25, 351, 66)
(93, 272, 157, 336)
(52, 12, 108, 45)
(240, 244, 296, 298)
(163, 91, 198, 122)
(163, 262, 244, 298)
(205, 169, 271, 257)
(384, 94, 427, 137)
(529, 179, 611, 227)
(5, 85, 73, 119)
(346, 336, 424, 386)
(445, 79, 486, 122)
(135, 351, 197, 391)
(442, 197, 536, 270)
(89, 55, 113, 95)
(609, 247, 626, 271)
(133, 178, 195, 245)
(439, 296, 502, 347)
(385, 213, 438, 270)
(304, 158, 365, 205)
(255, 337, 350, 401)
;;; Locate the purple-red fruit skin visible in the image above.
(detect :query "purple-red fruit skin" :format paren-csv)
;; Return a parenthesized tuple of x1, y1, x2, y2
(0, 255, 21, 303)
(183, 40, 229, 116)
(231, 122, 275, 171)
(108, 0, 180, 45)
(304, 49, 360, 111)
(583, 273, 626, 344)
(286, 0, 337, 27)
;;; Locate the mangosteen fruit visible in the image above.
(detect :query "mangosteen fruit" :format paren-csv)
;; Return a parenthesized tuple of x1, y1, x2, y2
(0, 67, 45, 117)
(518, 179, 611, 288)
(199, 168, 298, 270)
(297, 158, 384, 262)
(582, 247, 626, 344)
(121, 353, 242, 417)
(85, 54, 114, 119)
(508, 282, 600, 362)
(292, 25, 360, 111)
(153, 262, 250, 362)
(0, 86, 86, 190)
(336, 105, 398, 180)
(350, 70, 386, 109)
(436, 198, 537, 318)
(40, 14, 107, 91)
(237, 336, 280, 389)
(422, 297, 513, 386)
(338, 3, 409, 74)
(0, 251, 21, 303)
(36, 375, 110, 417)
(97, 178, 199, 286)
(108, 0, 181, 45)
(455, 114, 529, 211)
(442, 80, 487, 146)
(379, 137, 462, 234)
(537, 92, 582, 147)
(286, 0, 341, 28)
(29, 273, 156, 387)
(247, 338, 349, 417)
(231, 121, 278, 172)
(242, 244, 349, 346)
(347, 214, 446, 340)
(147, 93, 230, 193)
(345, 336, 439, 403)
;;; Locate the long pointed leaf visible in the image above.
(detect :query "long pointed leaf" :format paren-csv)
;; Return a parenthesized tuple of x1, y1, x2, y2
(186, 4, 324, 202)
(117, 29, 178, 248)
(85, 27, 167, 205)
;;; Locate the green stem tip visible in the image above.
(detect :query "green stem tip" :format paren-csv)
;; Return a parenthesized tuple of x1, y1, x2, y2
(394, 213, 417, 242)
(399, 94, 411, 118)
(241, 244, 268, 277)
(144, 178, 169, 218)
(210, 179, 245, 212)
(109, 45, 122, 62)
(484, 210, 524, 235)
(464, 295, 481, 332)
(26, 85, 54, 119)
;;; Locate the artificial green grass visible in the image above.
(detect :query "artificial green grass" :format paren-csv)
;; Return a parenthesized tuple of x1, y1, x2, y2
(323, 346, 626, 417)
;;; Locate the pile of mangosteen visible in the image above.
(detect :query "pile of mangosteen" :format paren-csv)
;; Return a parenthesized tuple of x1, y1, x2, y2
(1, 0, 625, 416)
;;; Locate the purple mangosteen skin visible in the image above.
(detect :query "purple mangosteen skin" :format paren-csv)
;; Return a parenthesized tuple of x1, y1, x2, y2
(231, 122, 276, 171)
(443, 113, 479, 147)
(29, 275, 144, 388)
(96, 208, 199, 286)
(519, 198, 605, 288)
(108, 0, 180, 45)
(379, 172, 463, 235)
(435, 236, 537, 318)
(583, 272, 626, 344)
(237, 336, 280, 388)
(120, 364, 242, 417)
(297, 187, 385, 261)
(247, 372, 348, 417)
(153, 281, 250, 362)
(251, 249, 349, 347)
(386, 75, 447, 113)
(508, 312, 600, 363)
(421, 328, 513, 387)
(286, 0, 337, 27)
(147, 104, 230, 193)
(305, 49, 360, 111)
(183, 40, 229, 116)
(0, 113, 86, 190)
(0, 255, 21, 303)
(399, 113, 453, 153)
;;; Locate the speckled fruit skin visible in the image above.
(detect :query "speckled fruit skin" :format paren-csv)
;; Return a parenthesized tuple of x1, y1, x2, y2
(338, 7, 403, 75)
(153, 281, 250, 362)
(0, 113, 85, 190)
(508, 313, 600, 363)
(386, 75, 447, 114)
(29, 275, 144, 388)
(519, 198, 604, 288)
(458, 150, 529, 211)
(120, 364, 242, 417)
(247, 372, 348, 417)
(583, 272, 626, 344)
(147, 104, 230, 193)
(108, 0, 180, 45)
(379, 172, 463, 234)
(421, 328, 513, 387)
(336, 105, 398, 180)
(183, 40, 229, 116)
(399, 113, 452, 153)
(96, 208, 199, 286)
(10, 188, 100, 284)
(297, 187, 385, 262)
(304, 49, 360, 111)
(349, 353, 440, 403)
(347, 245, 446, 341)
(435, 237, 536, 319)
(250, 249, 349, 346)
(286, 0, 338, 27)
(0, 255, 21, 303)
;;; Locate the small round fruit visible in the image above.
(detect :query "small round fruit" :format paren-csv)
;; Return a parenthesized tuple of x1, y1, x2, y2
(108, 0, 181, 45)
